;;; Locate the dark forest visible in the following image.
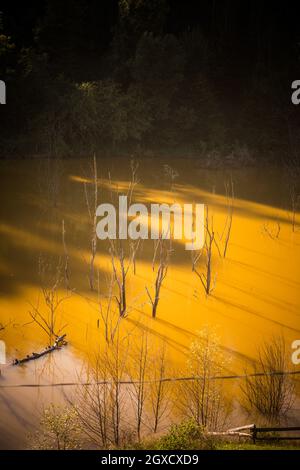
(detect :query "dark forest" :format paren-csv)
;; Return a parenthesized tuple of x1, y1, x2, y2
(0, 1, 299, 162)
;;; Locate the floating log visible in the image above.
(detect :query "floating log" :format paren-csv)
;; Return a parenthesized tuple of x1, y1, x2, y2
(12, 334, 67, 365)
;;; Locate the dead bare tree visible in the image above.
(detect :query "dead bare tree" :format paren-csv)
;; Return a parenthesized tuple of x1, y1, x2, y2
(221, 176, 234, 258)
(107, 160, 141, 317)
(109, 241, 130, 318)
(130, 239, 141, 276)
(107, 335, 129, 447)
(289, 185, 299, 232)
(262, 220, 281, 239)
(192, 209, 217, 296)
(179, 327, 230, 431)
(163, 164, 179, 191)
(149, 343, 171, 433)
(241, 336, 295, 424)
(29, 257, 71, 343)
(38, 156, 63, 209)
(62, 219, 70, 290)
(74, 355, 112, 448)
(127, 159, 139, 205)
(74, 336, 130, 448)
(128, 333, 149, 442)
(146, 237, 171, 318)
(84, 154, 98, 291)
(285, 151, 299, 232)
(285, 121, 300, 232)
(96, 269, 122, 344)
(286, 169, 300, 233)
(128, 159, 140, 275)
(0, 319, 12, 332)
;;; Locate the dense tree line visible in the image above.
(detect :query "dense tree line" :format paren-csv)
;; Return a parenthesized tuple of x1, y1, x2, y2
(0, 0, 299, 161)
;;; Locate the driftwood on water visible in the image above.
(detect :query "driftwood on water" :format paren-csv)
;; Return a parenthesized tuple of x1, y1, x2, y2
(12, 334, 67, 365)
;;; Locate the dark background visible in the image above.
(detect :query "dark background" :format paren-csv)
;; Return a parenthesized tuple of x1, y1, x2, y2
(0, 0, 299, 162)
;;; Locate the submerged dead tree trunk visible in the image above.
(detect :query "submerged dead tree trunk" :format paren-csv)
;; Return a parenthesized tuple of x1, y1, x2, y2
(108, 160, 141, 317)
(192, 209, 217, 296)
(222, 176, 234, 258)
(146, 237, 171, 318)
(97, 269, 122, 344)
(62, 219, 70, 290)
(286, 120, 300, 232)
(109, 239, 139, 318)
(110, 242, 127, 317)
(84, 154, 98, 291)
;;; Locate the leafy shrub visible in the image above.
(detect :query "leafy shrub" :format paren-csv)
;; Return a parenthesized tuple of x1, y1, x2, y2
(29, 404, 81, 450)
(157, 420, 216, 450)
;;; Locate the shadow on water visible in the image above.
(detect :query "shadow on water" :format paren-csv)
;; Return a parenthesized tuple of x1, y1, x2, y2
(0, 157, 298, 299)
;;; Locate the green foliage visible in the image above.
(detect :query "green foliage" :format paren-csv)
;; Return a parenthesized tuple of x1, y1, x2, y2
(216, 442, 300, 450)
(130, 33, 185, 140)
(116, 0, 169, 55)
(0, 34, 16, 77)
(132, 33, 185, 85)
(180, 29, 210, 75)
(67, 80, 151, 153)
(29, 404, 81, 450)
(157, 420, 216, 450)
(119, 0, 168, 36)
